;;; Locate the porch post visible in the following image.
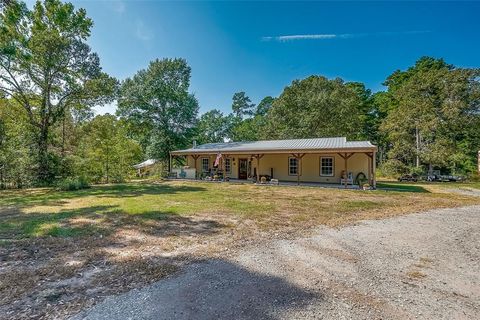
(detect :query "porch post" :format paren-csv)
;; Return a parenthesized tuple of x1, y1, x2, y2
(297, 155, 300, 185)
(365, 152, 374, 186)
(192, 155, 200, 179)
(253, 154, 264, 182)
(257, 155, 260, 182)
(222, 154, 226, 181)
(373, 151, 377, 189)
(169, 153, 172, 174)
(338, 153, 353, 189)
(291, 153, 305, 185)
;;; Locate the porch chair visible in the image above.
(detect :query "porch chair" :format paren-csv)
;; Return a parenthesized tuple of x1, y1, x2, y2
(340, 171, 354, 185)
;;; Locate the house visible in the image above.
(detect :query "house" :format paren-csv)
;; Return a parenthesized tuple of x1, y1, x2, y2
(170, 137, 377, 188)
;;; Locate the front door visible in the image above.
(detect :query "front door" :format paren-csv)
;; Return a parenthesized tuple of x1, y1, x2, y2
(238, 158, 248, 179)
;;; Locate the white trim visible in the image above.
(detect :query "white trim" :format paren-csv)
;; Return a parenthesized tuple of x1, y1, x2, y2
(320, 156, 334, 177)
(224, 157, 231, 174)
(201, 157, 210, 172)
(288, 157, 299, 176)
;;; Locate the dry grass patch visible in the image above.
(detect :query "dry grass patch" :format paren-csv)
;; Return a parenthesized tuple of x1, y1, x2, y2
(407, 270, 428, 279)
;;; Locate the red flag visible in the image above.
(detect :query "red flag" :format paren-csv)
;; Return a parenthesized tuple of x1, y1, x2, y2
(214, 153, 222, 167)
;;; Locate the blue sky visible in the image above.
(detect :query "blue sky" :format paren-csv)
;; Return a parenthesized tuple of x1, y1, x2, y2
(26, 1, 480, 115)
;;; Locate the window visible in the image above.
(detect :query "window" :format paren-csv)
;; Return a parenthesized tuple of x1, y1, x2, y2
(224, 158, 231, 173)
(288, 157, 298, 175)
(201, 158, 209, 172)
(320, 157, 334, 176)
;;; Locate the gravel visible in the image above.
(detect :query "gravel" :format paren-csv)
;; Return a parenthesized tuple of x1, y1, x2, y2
(72, 205, 480, 320)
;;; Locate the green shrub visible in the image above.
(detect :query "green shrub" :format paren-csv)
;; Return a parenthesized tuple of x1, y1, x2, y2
(408, 166, 425, 176)
(468, 173, 480, 182)
(57, 177, 90, 191)
(378, 159, 409, 178)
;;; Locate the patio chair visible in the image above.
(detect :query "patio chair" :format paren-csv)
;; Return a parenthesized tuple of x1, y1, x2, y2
(340, 171, 354, 185)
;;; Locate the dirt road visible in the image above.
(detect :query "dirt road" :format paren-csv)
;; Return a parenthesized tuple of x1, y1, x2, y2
(73, 205, 480, 320)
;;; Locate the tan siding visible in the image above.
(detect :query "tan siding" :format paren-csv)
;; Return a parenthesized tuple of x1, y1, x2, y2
(183, 153, 371, 184)
(252, 153, 370, 183)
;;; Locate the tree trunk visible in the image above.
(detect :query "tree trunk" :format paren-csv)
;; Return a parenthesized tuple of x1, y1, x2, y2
(415, 126, 420, 168)
(0, 165, 4, 190)
(37, 125, 50, 184)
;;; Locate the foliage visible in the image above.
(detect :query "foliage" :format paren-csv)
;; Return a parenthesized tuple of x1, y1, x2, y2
(75, 115, 142, 183)
(255, 96, 275, 116)
(56, 176, 90, 191)
(380, 57, 480, 174)
(0, 98, 35, 188)
(117, 58, 198, 161)
(377, 159, 409, 178)
(231, 91, 255, 118)
(193, 109, 230, 144)
(0, 0, 117, 183)
(264, 76, 364, 139)
(0, 3, 479, 186)
(229, 114, 265, 141)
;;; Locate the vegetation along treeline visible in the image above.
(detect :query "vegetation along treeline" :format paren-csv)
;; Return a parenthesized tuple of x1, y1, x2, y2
(1, 0, 479, 188)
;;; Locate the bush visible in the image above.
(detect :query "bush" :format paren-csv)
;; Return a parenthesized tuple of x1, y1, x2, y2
(468, 173, 480, 182)
(378, 159, 409, 178)
(408, 166, 425, 176)
(57, 177, 90, 191)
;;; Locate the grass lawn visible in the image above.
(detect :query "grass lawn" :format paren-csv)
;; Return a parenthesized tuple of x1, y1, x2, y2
(1, 180, 479, 319)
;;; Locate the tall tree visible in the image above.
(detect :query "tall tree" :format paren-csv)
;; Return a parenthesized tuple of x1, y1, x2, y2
(231, 92, 255, 118)
(255, 96, 275, 116)
(227, 95, 275, 141)
(0, 0, 117, 183)
(117, 58, 199, 161)
(380, 57, 480, 174)
(264, 76, 363, 139)
(76, 114, 142, 183)
(0, 97, 35, 188)
(194, 109, 230, 144)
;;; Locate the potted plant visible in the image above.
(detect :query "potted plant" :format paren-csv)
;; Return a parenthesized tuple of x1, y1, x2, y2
(260, 176, 267, 184)
(362, 183, 371, 190)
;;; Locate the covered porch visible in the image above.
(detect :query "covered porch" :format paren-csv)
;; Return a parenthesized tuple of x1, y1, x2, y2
(170, 151, 376, 189)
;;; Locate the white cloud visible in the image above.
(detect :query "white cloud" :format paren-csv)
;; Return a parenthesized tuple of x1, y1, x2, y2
(136, 20, 154, 41)
(262, 34, 337, 41)
(262, 31, 430, 42)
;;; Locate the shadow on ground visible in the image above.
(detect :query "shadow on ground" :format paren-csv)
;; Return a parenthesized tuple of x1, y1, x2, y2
(72, 258, 321, 320)
(0, 206, 227, 319)
(0, 203, 224, 239)
(0, 182, 206, 207)
(376, 182, 430, 193)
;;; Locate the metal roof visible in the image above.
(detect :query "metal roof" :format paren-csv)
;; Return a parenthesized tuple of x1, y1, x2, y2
(133, 159, 157, 169)
(171, 137, 376, 154)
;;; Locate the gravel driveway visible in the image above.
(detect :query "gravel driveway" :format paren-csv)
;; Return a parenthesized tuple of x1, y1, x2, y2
(73, 205, 480, 320)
